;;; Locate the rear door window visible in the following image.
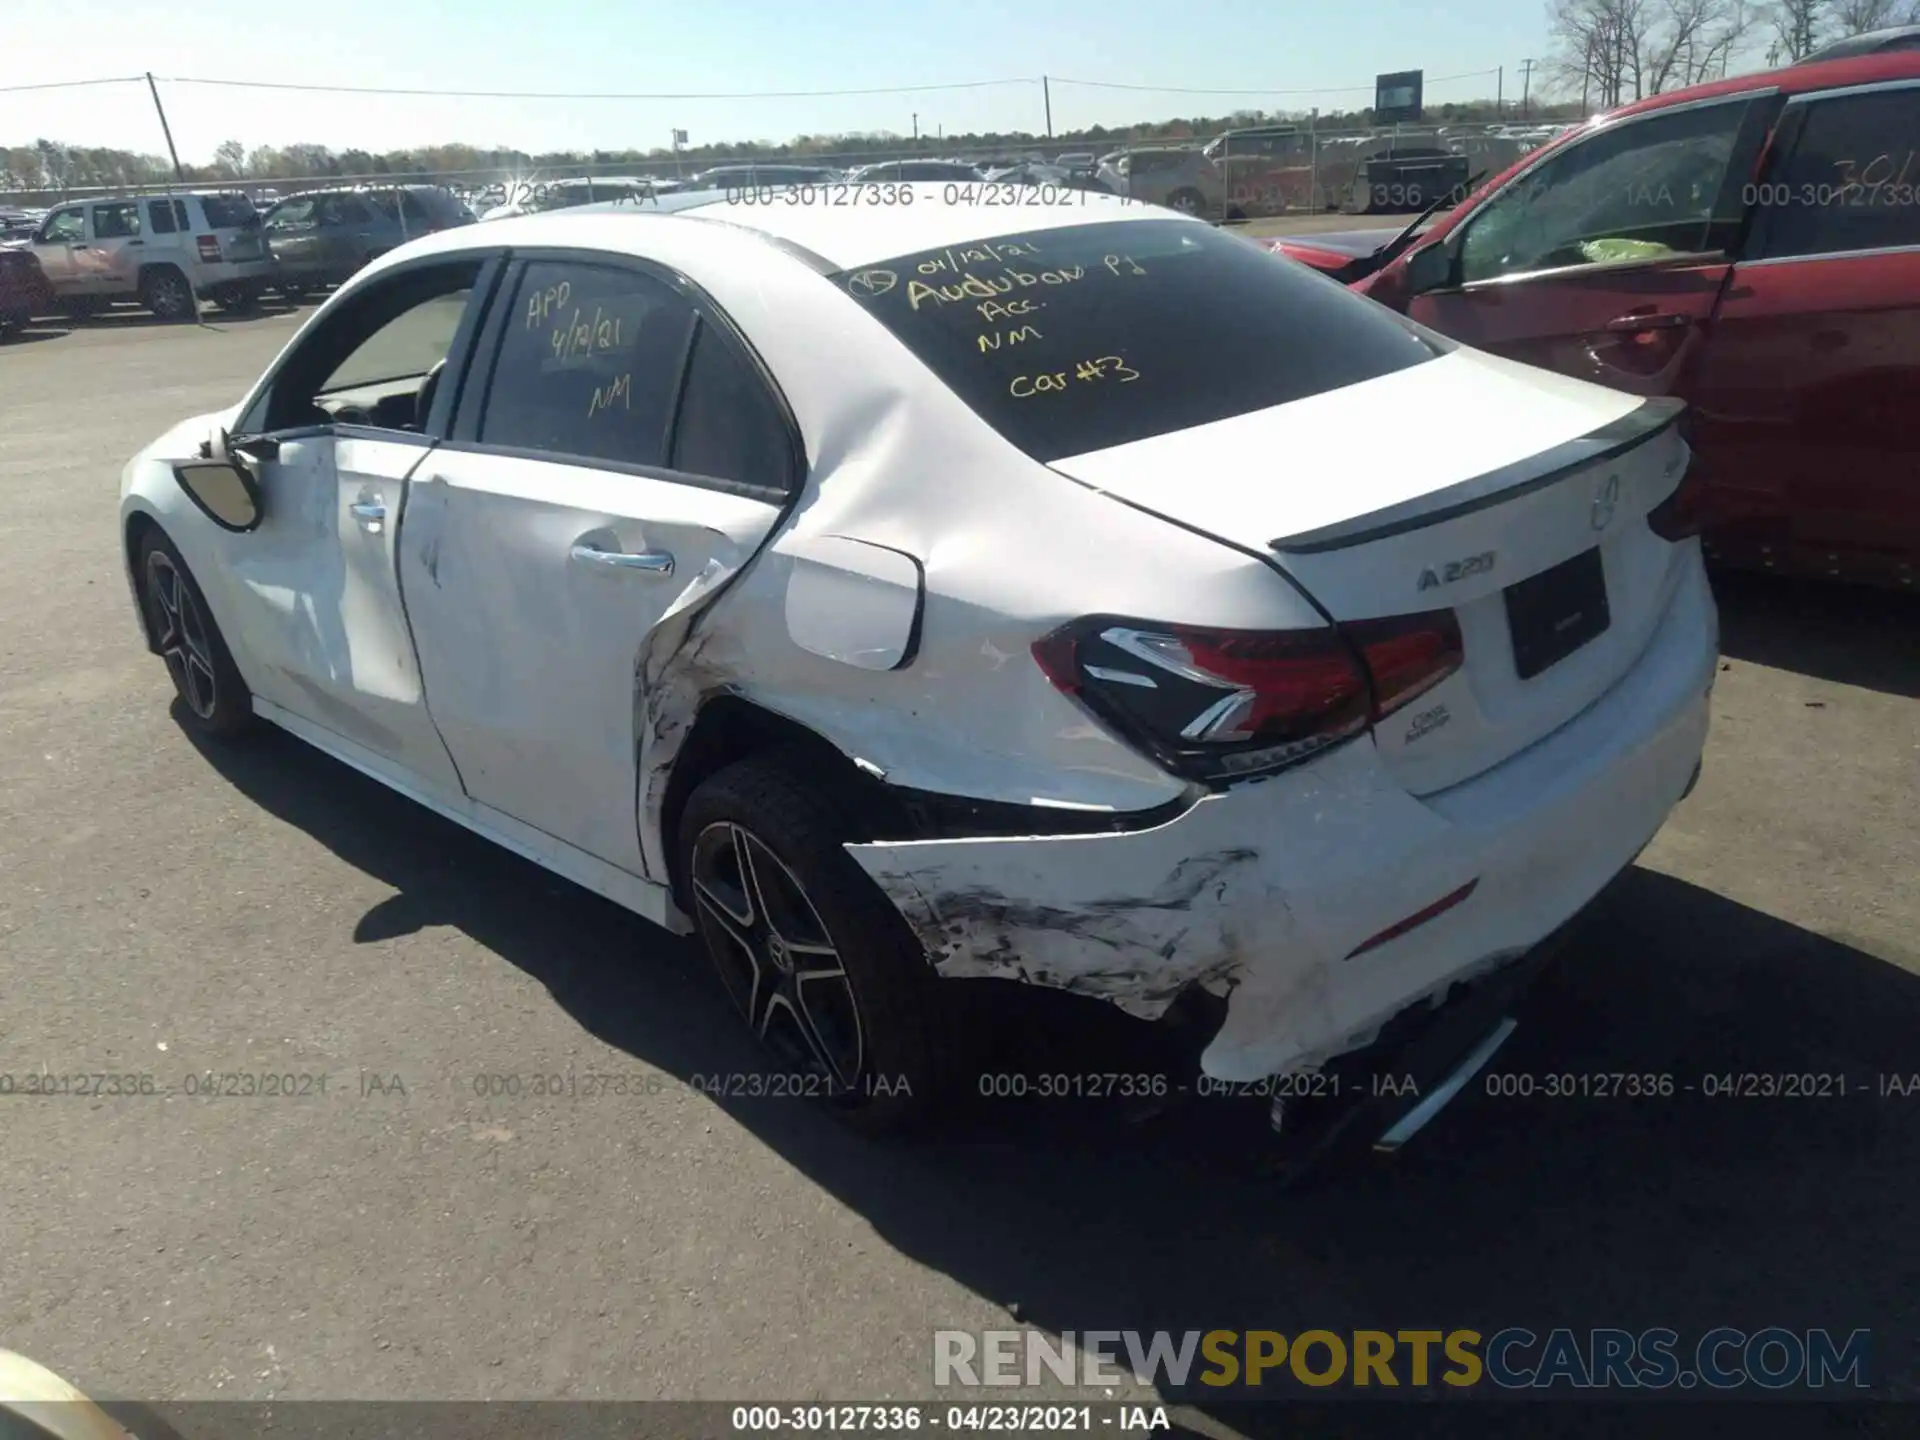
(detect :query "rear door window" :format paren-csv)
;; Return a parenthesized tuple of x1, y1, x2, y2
(1755, 86, 1920, 258)
(91, 202, 141, 239)
(669, 320, 794, 493)
(835, 218, 1446, 463)
(479, 260, 697, 468)
(147, 199, 180, 234)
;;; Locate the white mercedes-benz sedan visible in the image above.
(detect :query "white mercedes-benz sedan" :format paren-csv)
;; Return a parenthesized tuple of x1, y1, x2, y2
(118, 185, 1716, 1134)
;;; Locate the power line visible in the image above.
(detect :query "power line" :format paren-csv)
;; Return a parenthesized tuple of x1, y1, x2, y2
(0, 75, 145, 93)
(153, 75, 1043, 100)
(4, 69, 1512, 104)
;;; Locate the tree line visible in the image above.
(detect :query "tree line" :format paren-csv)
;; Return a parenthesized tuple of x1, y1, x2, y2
(1547, 0, 1917, 108)
(2, 98, 1582, 197)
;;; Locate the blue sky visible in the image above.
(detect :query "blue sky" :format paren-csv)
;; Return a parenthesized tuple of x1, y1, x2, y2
(4, 0, 1555, 161)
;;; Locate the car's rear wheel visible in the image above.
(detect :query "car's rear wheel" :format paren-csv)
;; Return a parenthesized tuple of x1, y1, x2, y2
(277, 279, 310, 303)
(137, 531, 253, 738)
(215, 283, 260, 314)
(1167, 186, 1206, 216)
(678, 754, 957, 1135)
(140, 266, 195, 320)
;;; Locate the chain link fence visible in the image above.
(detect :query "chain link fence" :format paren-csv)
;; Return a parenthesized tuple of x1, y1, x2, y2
(2, 118, 1576, 223)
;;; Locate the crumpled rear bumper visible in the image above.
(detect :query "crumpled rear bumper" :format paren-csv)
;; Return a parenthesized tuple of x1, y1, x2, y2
(845, 554, 1717, 1083)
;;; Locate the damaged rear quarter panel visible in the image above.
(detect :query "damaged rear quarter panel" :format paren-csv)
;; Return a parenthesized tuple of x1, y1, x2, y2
(844, 801, 1311, 1021)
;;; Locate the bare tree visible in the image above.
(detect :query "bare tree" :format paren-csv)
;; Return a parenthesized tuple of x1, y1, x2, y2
(1547, 0, 1753, 108)
(1646, 0, 1756, 87)
(1766, 0, 1830, 58)
(1827, 0, 1920, 30)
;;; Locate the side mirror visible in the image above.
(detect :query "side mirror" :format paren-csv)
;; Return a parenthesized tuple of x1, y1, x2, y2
(171, 459, 263, 532)
(1403, 241, 1456, 297)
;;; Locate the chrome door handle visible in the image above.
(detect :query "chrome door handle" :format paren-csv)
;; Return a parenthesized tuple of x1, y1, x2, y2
(350, 499, 387, 531)
(569, 542, 674, 576)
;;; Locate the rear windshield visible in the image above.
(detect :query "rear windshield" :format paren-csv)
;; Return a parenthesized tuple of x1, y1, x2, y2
(833, 218, 1447, 463)
(199, 194, 260, 229)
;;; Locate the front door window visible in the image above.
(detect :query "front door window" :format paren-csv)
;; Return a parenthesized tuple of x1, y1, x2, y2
(1458, 99, 1752, 283)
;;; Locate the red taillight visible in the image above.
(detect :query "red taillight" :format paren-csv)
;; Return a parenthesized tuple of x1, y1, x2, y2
(1647, 467, 1707, 541)
(1346, 611, 1465, 715)
(195, 234, 222, 262)
(1032, 610, 1463, 784)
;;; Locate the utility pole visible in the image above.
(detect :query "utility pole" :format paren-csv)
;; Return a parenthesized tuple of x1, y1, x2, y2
(1043, 75, 1054, 140)
(912, 112, 919, 144)
(146, 72, 185, 182)
(1497, 65, 1504, 114)
(1519, 58, 1535, 118)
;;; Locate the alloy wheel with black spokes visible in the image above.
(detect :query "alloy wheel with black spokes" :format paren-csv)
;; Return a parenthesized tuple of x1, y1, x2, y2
(677, 753, 960, 1134)
(142, 268, 195, 321)
(145, 549, 219, 721)
(692, 820, 866, 1094)
(137, 531, 253, 738)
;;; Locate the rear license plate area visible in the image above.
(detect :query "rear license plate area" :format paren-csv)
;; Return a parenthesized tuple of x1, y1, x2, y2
(1504, 547, 1610, 680)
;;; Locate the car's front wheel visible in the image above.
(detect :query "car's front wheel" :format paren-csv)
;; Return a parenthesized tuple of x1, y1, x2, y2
(678, 754, 957, 1135)
(1166, 186, 1206, 216)
(137, 530, 253, 738)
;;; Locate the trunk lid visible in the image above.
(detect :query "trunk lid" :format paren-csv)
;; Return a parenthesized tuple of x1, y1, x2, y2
(1046, 348, 1695, 795)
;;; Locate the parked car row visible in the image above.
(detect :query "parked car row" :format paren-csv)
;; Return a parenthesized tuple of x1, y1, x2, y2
(0, 184, 476, 326)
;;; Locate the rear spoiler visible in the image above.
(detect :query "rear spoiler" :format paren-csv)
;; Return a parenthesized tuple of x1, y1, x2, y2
(1269, 397, 1686, 555)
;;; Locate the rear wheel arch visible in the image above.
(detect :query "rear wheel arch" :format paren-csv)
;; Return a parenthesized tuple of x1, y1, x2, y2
(657, 696, 905, 911)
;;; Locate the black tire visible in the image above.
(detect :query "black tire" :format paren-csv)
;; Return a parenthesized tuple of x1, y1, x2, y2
(215, 283, 260, 315)
(0, 312, 22, 339)
(140, 266, 196, 321)
(136, 530, 254, 739)
(1166, 186, 1206, 216)
(277, 279, 310, 303)
(678, 753, 960, 1135)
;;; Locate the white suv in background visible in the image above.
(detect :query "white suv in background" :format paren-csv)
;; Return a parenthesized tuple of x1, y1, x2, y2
(27, 192, 274, 319)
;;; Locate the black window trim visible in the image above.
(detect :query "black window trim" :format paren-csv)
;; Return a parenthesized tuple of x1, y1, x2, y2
(1431, 87, 1782, 295)
(443, 245, 805, 505)
(234, 249, 509, 442)
(1740, 77, 1920, 266)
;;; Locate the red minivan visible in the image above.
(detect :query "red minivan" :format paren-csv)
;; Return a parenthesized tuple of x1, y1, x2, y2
(1265, 52, 1920, 589)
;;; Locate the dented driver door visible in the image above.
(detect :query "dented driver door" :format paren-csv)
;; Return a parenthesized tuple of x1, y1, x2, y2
(398, 254, 796, 877)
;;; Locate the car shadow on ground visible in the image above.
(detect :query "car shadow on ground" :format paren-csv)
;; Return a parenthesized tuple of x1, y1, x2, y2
(1712, 569, 1920, 700)
(8, 298, 313, 341)
(179, 709, 1920, 1422)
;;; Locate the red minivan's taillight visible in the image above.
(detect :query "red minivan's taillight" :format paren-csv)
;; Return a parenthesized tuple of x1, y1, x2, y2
(1033, 610, 1463, 783)
(1646, 465, 1708, 541)
(195, 234, 223, 262)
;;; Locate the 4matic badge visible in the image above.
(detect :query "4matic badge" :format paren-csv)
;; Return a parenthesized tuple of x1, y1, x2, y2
(1417, 550, 1496, 591)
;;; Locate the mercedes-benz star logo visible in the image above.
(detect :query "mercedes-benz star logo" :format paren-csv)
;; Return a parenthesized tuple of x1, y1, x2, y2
(1591, 473, 1621, 531)
(765, 934, 793, 973)
(847, 269, 897, 298)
